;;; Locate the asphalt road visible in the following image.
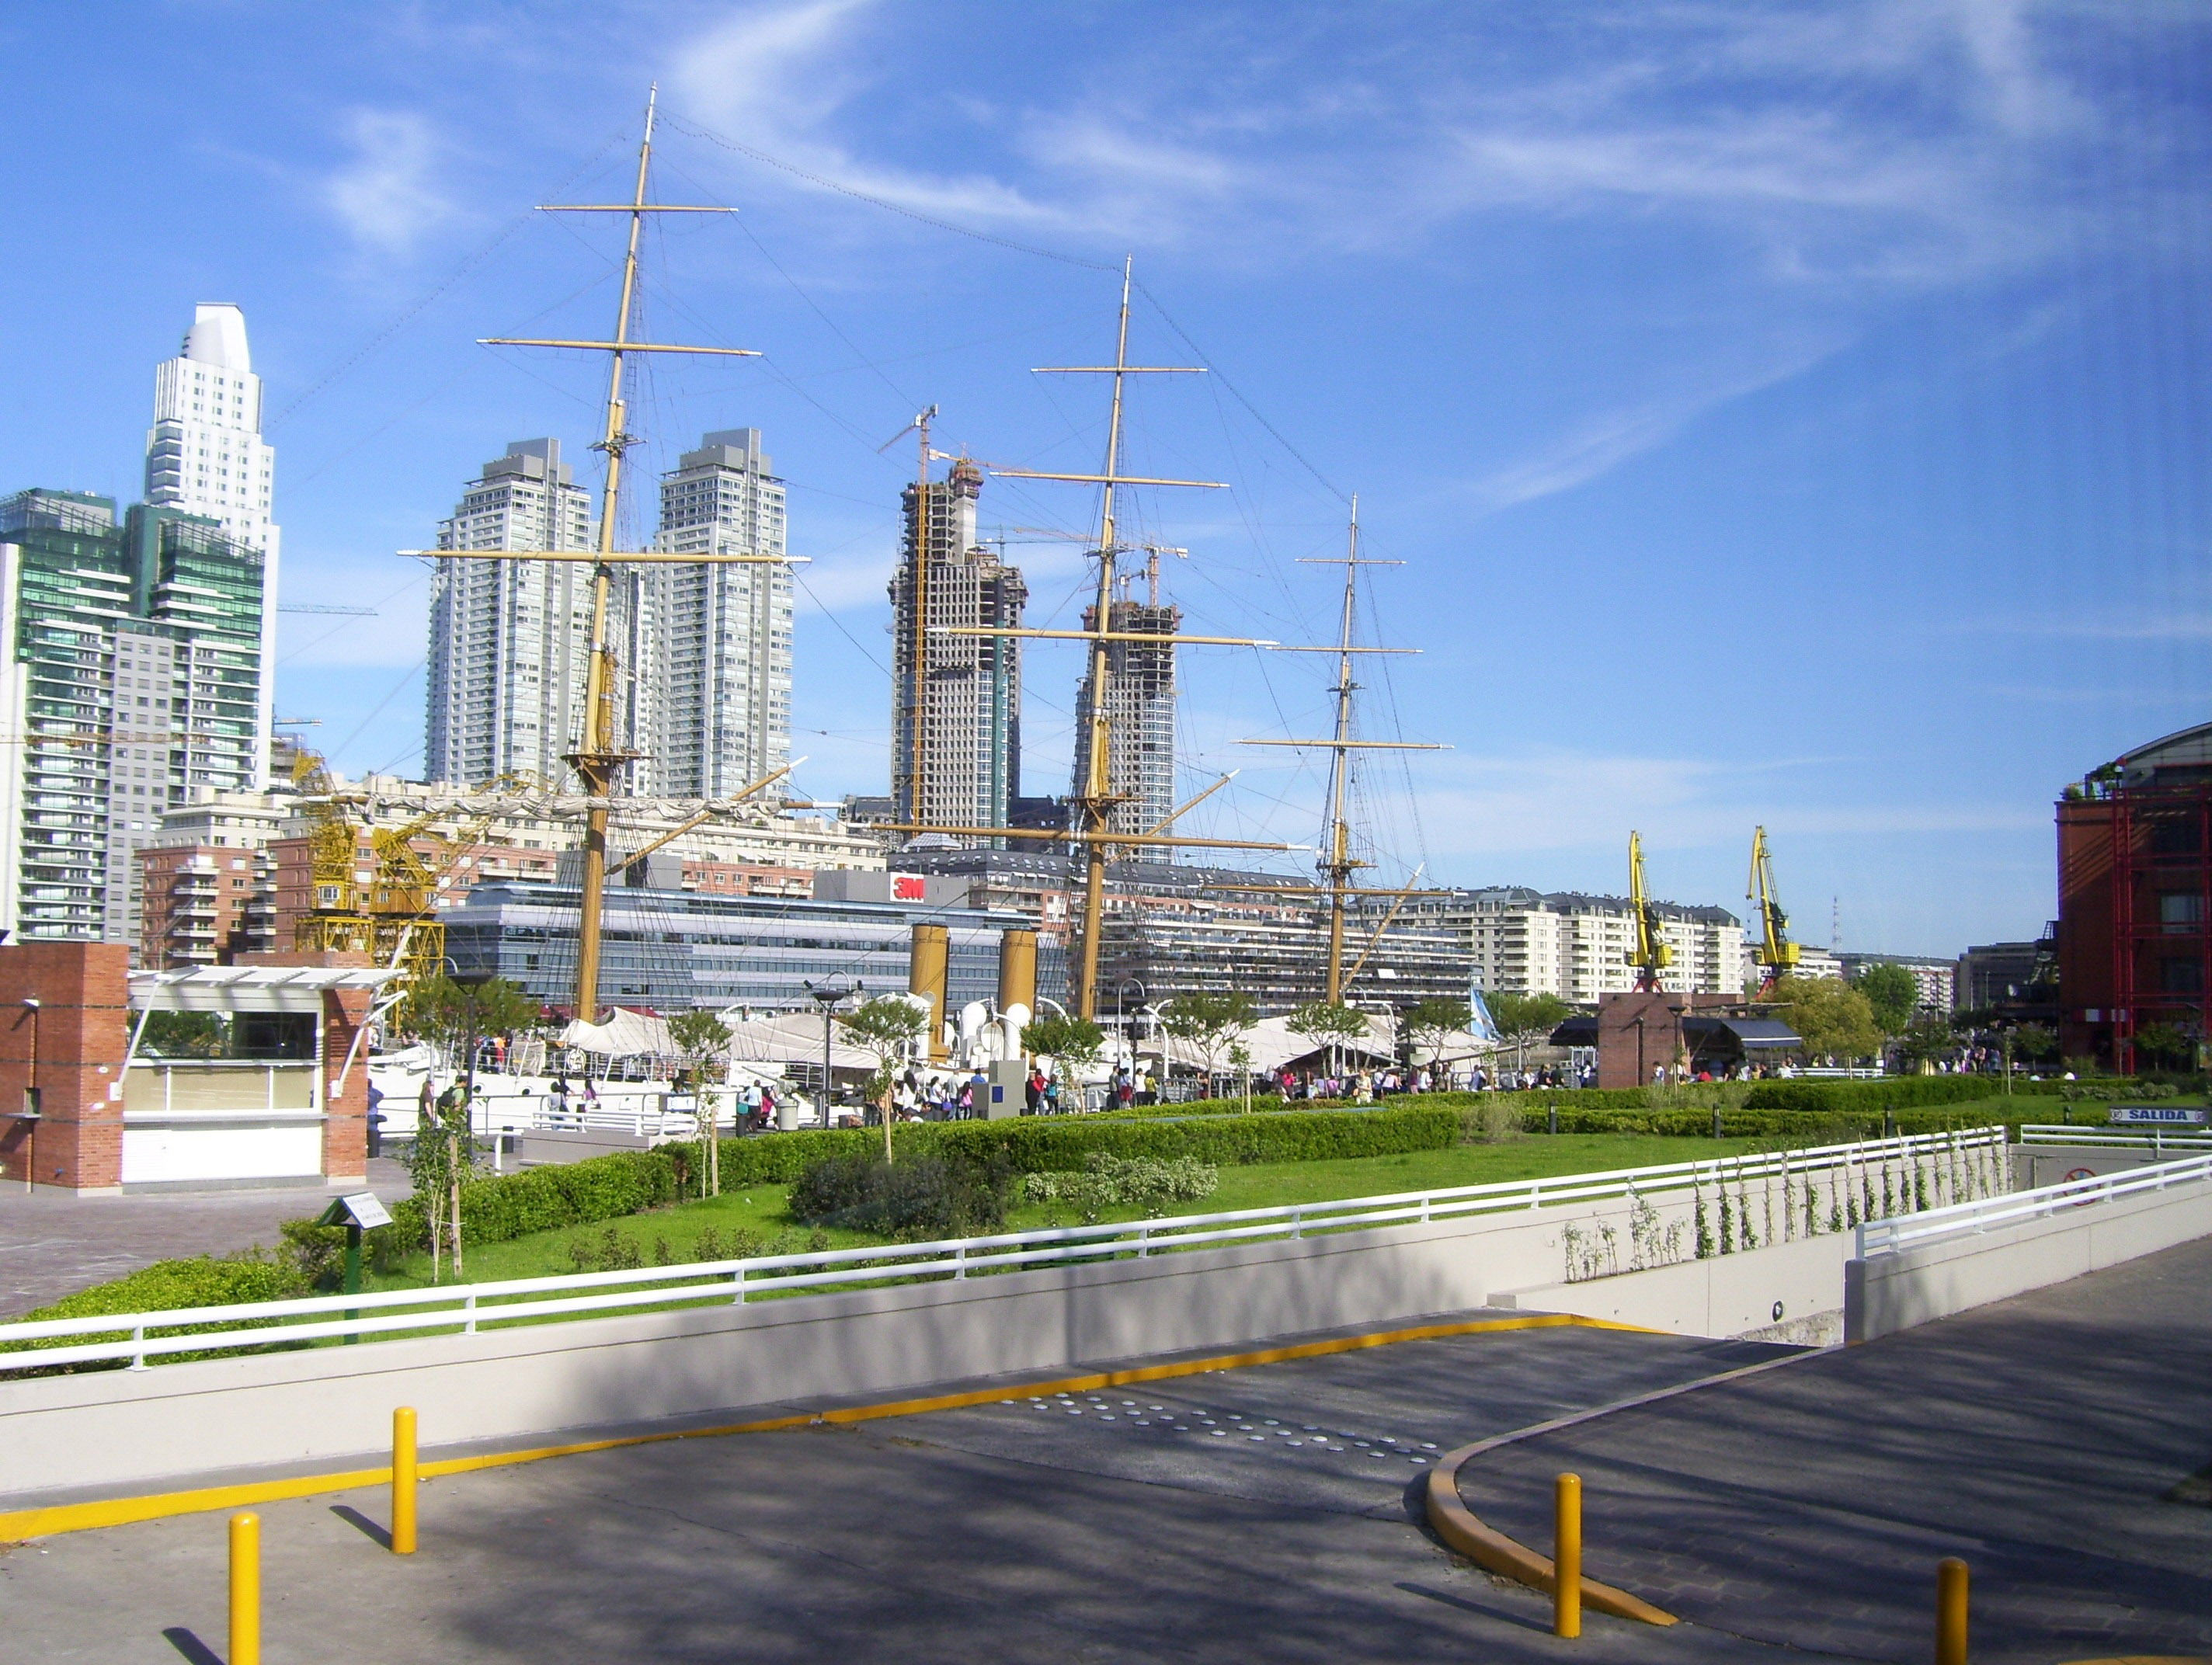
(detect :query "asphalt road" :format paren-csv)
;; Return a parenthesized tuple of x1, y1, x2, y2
(3, 1325, 1807, 1664)
(5, 1243, 2207, 1662)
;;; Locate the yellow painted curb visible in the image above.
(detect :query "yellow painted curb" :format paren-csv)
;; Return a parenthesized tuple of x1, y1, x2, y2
(0, 1312, 1642, 1542)
(1423, 1447, 1678, 1626)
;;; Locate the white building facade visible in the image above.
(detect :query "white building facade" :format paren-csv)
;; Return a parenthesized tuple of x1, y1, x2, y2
(642, 429, 793, 798)
(141, 303, 278, 786)
(1419, 886, 1744, 1003)
(425, 440, 599, 788)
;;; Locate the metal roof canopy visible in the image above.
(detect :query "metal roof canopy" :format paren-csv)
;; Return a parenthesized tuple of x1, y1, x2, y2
(130, 966, 401, 1014)
(1684, 1016, 1803, 1051)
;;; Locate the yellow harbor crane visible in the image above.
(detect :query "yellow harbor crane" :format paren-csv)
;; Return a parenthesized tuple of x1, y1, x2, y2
(291, 746, 536, 1015)
(1626, 830, 1673, 992)
(1747, 824, 1800, 996)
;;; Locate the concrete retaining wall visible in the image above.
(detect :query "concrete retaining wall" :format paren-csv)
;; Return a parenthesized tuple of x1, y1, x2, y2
(1496, 1232, 1852, 1338)
(2, 1195, 1647, 1500)
(1845, 1173, 2212, 1343)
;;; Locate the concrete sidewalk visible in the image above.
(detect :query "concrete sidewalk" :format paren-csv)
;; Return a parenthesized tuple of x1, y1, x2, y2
(0, 1157, 415, 1316)
(1464, 1234, 2212, 1662)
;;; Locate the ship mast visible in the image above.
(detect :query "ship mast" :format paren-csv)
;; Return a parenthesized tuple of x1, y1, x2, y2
(410, 87, 788, 1021)
(1240, 501, 1444, 1004)
(882, 259, 1297, 1019)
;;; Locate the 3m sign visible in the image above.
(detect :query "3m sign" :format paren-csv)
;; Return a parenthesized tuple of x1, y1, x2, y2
(892, 875, 927, 901)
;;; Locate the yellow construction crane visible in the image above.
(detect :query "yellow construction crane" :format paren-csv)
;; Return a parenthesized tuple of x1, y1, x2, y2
(1747, 825, 1800, 996)
(1627, 830, 1673, 992)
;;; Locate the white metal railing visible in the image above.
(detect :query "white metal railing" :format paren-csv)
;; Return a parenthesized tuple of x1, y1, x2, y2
(1856, 1151, 2212, 1258)
(2018, 1123, 2212, 1152)
(0, 1127, 2005, 1373)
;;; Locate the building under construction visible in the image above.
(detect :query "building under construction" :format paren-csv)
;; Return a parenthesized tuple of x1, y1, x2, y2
(888, 458, 1027, 839)
(2058, 720, 2212, 1071)
(1071, 599, 1180, 838)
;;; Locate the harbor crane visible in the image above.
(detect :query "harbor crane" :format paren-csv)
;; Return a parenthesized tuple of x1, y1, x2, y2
(1627, 830, 1673, 992)
(1747, 824, 1800, 996)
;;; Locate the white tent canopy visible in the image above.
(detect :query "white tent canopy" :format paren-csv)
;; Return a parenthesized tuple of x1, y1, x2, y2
(557, 1007, 673, 1058)
(715, 1010, 882, 1073)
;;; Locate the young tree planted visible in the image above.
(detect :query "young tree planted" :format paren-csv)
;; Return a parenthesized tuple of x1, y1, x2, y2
(1160, 990, 1257, 1100)
(836, 996, 928, 1162)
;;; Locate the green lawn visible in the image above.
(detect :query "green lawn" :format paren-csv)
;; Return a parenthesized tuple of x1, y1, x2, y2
(363, 1132, 1773, 1292)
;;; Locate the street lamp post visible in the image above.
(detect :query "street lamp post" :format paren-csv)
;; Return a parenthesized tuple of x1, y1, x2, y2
(1114, 978, 1144, 1071)
(805, 978, 856, 1128)
(19, 997, 37, 1194)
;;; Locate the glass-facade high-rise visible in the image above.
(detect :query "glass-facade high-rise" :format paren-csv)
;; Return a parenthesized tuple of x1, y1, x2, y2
(0, 490, 271, 945)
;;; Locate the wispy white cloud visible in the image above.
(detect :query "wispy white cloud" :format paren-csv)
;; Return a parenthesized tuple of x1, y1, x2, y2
(1456, 339, 1842, 511)
(322, 109, 457, 254)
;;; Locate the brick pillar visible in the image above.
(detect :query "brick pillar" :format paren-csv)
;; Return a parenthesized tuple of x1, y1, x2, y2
(0, 942, 131, 1193)
(322, 984, 373, 1184)
(1595, 990, 1688, 1091)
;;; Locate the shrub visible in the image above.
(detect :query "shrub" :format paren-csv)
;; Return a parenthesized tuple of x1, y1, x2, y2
(788, 1151, 1017, 1239)
(0, 1250, 308, 1375)
(1020, 1153, 1219, 1218)
(339, 1148, 683, 1263)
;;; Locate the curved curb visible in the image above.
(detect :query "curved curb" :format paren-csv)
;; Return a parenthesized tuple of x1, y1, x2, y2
(1422, 1346, 1821, 1627)
(1423, 1455, 1678, 1625)
(0, 1312, 1647, 1541)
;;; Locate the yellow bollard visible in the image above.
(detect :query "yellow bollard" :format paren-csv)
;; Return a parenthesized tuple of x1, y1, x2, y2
(1554, 1472, 1582, 1639)
(391, 1406, 419, 1556)
(1936, 1557, 1969, 1665)
(228, 1511, 260, 1665)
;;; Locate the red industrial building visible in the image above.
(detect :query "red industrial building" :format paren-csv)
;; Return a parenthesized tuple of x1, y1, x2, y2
(2057, 721, 2212, 1072)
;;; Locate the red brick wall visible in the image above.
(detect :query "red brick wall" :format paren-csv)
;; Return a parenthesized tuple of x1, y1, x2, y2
(0, 943, 131, 1191)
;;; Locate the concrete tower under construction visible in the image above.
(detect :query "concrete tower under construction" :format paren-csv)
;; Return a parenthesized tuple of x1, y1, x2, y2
(889, 458, 1027, 839)
(1071, 598, 1180, 838)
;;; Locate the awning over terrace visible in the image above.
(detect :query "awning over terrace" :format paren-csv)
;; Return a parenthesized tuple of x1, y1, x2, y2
(130, 965, 400, 1014)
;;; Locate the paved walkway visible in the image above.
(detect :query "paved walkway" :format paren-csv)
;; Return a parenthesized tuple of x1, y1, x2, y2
(1466, 1235, 2212, 1662)
(0, 1159, 415, 1316)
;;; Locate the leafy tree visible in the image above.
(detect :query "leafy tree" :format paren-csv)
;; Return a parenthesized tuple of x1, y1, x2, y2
(666, 1010, 734, 1197)
(836, 995, 928, 1161)
(1287, 1001, 1372, 1080)
(1896, 1013, 1958, 1067)
(2133, 1021, 2194, 1072)
(1853, 963, 1921, 1036)
(1021, 1013, 1105, 1080)
(410, 975, 542, 1067)
(1399, 996, 1472, 1080)
(2010, 1022, 2060, 1065)
(1484, 990, 1570, 1074)
(1768, 975, 1883, 1062)
(1160, 989, 1257, 1097)
(666, 1010, 733, 1080)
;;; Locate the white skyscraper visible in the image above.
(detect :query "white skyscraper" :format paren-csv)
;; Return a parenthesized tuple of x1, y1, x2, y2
(143, 303, 279, 784)
(425, 440, 600, 787)
(642, 429, 793, 798)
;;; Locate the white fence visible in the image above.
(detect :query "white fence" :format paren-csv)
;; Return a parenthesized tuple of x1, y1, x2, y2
(0, 1127, 2004, 1375)
(2017, 1123, 2212, 1153)
(1856, 1151, 2212, 1259)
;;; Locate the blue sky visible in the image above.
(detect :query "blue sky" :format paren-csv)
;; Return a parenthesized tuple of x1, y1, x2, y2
(2, 1, 2207, 957)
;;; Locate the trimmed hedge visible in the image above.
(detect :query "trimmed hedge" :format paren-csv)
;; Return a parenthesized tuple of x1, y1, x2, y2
(377, 1148, 682, 1257)
(1741, 1077, 2016, 1113)
(0, 1253, 308, 1372)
